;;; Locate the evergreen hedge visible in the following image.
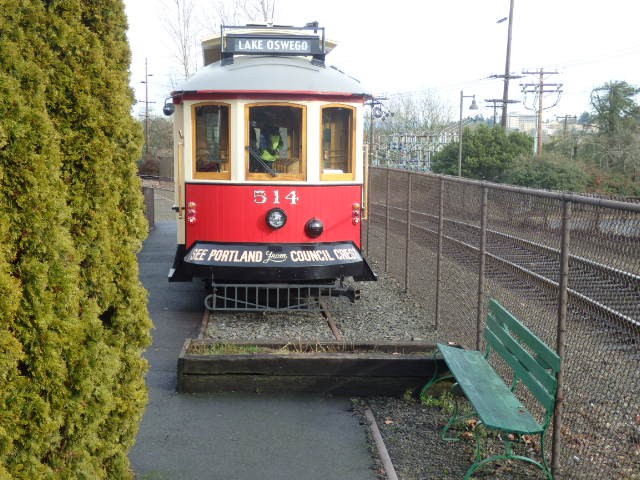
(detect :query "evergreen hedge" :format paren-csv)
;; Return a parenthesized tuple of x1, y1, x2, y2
(0, 1, 151, 478)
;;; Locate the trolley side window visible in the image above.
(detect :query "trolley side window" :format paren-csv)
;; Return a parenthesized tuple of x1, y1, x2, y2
(246, 104, 306, 181)
(193, 103, 231, 180)
(320, 105, 355, 181)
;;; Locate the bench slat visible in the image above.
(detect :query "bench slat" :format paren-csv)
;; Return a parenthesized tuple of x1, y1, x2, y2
(485, 314, 557, 393)
(489, 299, 560, 373)
(484, 326, 556, 411)
(437, 343, 543, 434)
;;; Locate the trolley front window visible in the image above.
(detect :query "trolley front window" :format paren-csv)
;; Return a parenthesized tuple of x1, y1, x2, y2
(246, 104, 306, 181)
(320, 105, 355, 180)
(193, 103, 230, 179)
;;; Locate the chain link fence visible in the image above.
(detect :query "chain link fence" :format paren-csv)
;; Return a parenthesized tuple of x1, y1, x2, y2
(365, 167, 640, 479)
(141, 177, 175, 226)
(142, 171, 639, 477)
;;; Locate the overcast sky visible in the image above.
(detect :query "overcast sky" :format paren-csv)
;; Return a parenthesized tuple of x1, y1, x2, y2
(125, 0, 640, 122)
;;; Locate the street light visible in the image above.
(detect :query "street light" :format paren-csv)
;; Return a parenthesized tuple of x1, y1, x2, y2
(458, 91, 479, 177)
(365, 96, 390, 168)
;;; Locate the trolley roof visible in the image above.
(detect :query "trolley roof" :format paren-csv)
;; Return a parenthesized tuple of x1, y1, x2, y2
(172, 23, 368, 100)
(173, 55, 366, 98)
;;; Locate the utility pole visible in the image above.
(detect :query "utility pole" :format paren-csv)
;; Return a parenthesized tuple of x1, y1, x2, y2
(556, 115, 577, 136)
(501, 0, 515, 128)
(521, 68, 562, 154)
(485, 99, 500, 126)
(556, 114, 578, 159)
(140, 58, 154, 156)
(490, 0, 522, 129)
(485, 98, 519, 127)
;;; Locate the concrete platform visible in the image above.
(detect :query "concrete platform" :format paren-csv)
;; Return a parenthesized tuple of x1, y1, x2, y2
(129, 222, 378, 480)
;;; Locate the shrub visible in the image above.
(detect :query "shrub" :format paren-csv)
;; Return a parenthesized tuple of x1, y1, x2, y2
(431, 125, 533, 181)
(504, 153, 590, 192)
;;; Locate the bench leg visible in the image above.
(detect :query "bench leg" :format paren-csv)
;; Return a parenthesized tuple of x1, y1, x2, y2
(419, 351, 453, 401)
(419, 372, 454, 401)
(440, 385, 476, 442)
(440, 399, 462, 442)
(540, 429, 551, 475)
(463, 435, 553, 480)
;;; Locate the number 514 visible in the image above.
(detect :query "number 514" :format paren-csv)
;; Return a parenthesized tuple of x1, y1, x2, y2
(253, 189, 299, 205)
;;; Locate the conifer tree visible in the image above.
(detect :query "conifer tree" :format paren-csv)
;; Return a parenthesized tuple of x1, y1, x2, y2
(0, 1, 151, 477)
(0, 2, 84, 477)
(43, 0, 152, 477)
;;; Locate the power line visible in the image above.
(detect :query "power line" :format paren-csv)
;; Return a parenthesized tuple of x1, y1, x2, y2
(545, 44, 640, 71)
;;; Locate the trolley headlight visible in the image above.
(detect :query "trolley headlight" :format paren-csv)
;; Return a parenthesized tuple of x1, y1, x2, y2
(305, 218, 324, 238)
(266, 208, 287, 229)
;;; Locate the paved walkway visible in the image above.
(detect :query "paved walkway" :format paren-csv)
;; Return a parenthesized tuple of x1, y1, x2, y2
(129, 222, 378, 480)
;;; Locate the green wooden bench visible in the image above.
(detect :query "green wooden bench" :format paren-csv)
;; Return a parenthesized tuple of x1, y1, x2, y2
(423, 299, 560, 479)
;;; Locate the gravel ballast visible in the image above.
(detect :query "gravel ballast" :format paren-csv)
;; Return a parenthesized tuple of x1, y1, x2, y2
(202, 270, 552, 479)
(205, 273, 436, 344)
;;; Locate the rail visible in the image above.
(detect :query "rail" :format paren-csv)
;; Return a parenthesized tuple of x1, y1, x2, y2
(369, 203, 640, 328)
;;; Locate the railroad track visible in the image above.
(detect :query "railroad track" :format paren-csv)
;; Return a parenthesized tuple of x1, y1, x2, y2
(204, 298, 353, 344)
(370, 205, 640, 329)
(320, 300, 344, 341)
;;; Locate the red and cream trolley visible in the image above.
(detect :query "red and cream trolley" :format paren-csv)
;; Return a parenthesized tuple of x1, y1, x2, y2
(165, 24, 376, 309)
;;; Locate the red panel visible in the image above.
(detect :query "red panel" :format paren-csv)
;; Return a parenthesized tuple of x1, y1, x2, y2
(184, 184, 362, 249)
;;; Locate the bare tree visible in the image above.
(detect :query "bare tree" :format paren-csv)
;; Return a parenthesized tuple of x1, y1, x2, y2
(209, 0, 276, 27)
(244, 0, 276, 23)
(382, 91, 452, 135)
(162, 0, 279, 87)
(164, 0, 198, 79)
(211, 0, 247, 25)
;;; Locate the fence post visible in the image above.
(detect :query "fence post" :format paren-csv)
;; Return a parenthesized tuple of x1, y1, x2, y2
(384, 168, 391, 272)
(435, 177, 444, 330)
(404, 172, 412, 293)
(365, 164, 372, 258)
(462, 187, 466, 219)
(475, 186, 488, 350)
(142, 186, 155, 229)
(552, 199, 571, 477)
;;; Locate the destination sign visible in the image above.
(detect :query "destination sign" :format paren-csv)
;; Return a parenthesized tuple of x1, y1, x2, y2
(223, 34, 323, 56)
(185, 242, 362, 268)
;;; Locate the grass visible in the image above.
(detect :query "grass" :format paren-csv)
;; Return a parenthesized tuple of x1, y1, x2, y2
(186, 340, 435, 356)
(187, 343, 276, 355)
